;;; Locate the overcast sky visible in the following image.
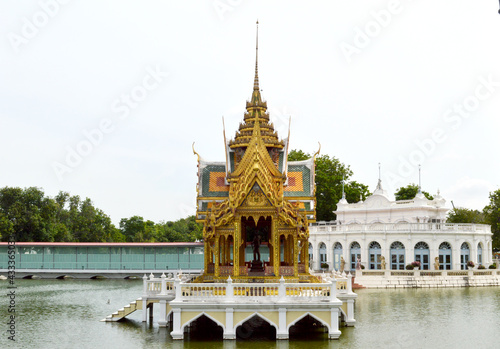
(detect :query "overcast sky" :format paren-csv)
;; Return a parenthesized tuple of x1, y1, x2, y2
(1, 0, 499, 225)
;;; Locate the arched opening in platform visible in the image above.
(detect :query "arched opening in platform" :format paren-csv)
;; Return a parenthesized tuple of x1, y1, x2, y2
(235, 314, 276, 340)
(185, 314, 223, 340)
(288, 314, 328, 339)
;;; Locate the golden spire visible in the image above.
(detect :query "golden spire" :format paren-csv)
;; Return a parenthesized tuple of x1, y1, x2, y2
(254, 21, 259, 91)
(228, 21, 283, 151)
(251, 20, 262, 106)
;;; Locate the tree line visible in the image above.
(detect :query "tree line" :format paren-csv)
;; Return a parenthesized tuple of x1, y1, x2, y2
(0, 187, 202, 243)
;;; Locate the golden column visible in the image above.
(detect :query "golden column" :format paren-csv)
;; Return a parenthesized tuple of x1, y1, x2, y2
(214, 235, 220, 277)
(233, 221, 240, 276)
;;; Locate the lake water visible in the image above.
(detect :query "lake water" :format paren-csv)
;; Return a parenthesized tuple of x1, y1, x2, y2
(2, 279, 499, 348)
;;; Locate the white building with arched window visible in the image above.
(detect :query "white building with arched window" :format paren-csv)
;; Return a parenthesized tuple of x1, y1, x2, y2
(308, 180, 494, 271)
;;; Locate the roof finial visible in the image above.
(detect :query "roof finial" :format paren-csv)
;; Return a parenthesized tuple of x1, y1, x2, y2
(341, 174, 346, 199)
(418, 164, 422, 194)
(222, 117, 229, 174)
(254, 20, 259, 91)
(376, 163, 383, 191)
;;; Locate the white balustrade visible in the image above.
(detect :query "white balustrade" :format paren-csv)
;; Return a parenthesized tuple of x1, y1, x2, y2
(142, 273, 353, 300)
(310, 222, 490, 234)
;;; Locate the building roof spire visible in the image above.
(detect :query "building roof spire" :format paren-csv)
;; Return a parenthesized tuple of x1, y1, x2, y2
(251, 20, 262, 105)
(254, 20, 259, 91)
(376, 162, 383, 191)
(228, 21, 283, 151)
(418, 164, 422, 194)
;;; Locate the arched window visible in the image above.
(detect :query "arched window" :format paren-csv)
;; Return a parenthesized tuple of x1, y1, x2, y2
(414, 242, 430, 270)
(390, 241, 405, 270)
(319, 243, 327, 265)
(477, 243, 483, 266)
(368, 241, 381, 270)
(460, 242, 470, 270)
(308, 243, 313, 264)
(439, 242, 452, 270)
(333, 242, 343, 271)
(350, 242, 361, 271)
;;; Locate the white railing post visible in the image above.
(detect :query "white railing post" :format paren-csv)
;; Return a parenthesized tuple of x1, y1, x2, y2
(330, 277, 337, 302)
(347, 272, 353, 294)
(174, 274, 182, 301)
(142, 274, 148, 296)
(160, 272, 167, 296)
(278, 276, 286, 302)
(226, 276, 234, 302)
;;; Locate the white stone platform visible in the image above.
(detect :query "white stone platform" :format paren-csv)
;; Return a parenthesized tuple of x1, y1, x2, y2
(103, 272, 357, 340)
(355, 269, 500, 288)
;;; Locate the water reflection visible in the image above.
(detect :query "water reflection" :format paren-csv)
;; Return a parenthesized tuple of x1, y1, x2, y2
(2, 280, 499, 348)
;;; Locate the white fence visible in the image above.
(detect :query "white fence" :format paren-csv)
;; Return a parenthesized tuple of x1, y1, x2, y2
(142, 272, 354, 302)
(311, 222, 491, 233)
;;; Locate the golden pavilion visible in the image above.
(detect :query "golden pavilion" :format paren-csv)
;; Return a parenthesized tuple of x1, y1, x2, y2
(194, 23, 318, 283)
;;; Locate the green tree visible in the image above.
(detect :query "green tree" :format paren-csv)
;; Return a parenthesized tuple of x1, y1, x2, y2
(287, 149, 310, 161)
(0, 186, 59, 242)
(394, 184, 434, 201)
(156, 216, 203, 242)
(447, 207, 485, 224)
(484, 189, 500, 249)
(288, 150, 370, 221)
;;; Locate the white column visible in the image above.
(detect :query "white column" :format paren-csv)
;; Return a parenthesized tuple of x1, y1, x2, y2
(345, 299, 356, 326)
(158, 300, 167, 327)
(224, 308, 235, 339)
(170, 308, 183, 340)
(277, 308, 288, 339)
(142, 298, 148, 322)
(142, 274, 148, 296)
(452, 246, 460, 270)
(142, 274, 148, 322)
(329, 308, 341, 339)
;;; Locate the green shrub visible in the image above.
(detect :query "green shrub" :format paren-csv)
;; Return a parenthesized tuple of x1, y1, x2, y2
(489, 263, 497, 269)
